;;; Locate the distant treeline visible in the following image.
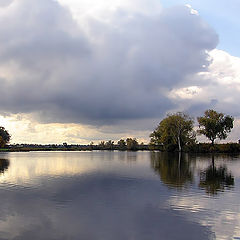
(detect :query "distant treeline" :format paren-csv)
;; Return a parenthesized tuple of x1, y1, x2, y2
(3, 138, 148, 152)
(0, 109, 239, 153)
(2, 141, 240, 153)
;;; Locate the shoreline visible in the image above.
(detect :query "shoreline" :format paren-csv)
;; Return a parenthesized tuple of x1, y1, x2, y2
(1, 147, 240, 154)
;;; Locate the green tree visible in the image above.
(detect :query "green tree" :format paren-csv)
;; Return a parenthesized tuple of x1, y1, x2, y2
(197, 109, 234, 146)
(105, 140, 114, 150)
(126, 138, 138, 151)
(150, 112, 195, 152)
(0, 127, 11, 148)
(98, 141, 105, 150)
(117, 139, 126, 151)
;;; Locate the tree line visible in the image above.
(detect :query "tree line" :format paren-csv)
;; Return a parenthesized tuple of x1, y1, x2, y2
(95, 138, 146, 151)
(150, 109, 234, 152)
(0, 109, 236, 152)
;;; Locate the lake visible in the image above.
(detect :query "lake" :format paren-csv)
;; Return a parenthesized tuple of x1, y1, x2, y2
(0, 151, 239, 240)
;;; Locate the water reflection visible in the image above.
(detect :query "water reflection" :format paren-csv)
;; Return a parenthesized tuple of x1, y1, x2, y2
(118, 151, 137, 162)
(0, 152, 213, 240)
(0, 152, 239, 240)
(0, 158, 9, 174)
(151, 152, 235, 196)
(151, 152, 193, 189)
(199, 155, 234, 195)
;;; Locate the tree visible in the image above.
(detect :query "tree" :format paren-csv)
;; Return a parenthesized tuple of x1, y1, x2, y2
(150, 112, 195, 152)
(117, 139, 126, 150)
(126, 138, 138, 151)
(105, 140, 114, 150)
(0, 127, 11, 148)
(98, 141, 105, 150)
(197, 109, 234, 146)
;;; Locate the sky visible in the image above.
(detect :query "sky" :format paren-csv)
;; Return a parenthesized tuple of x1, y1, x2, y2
(0, 0, 240, 144)
(161, 0, 240, 57)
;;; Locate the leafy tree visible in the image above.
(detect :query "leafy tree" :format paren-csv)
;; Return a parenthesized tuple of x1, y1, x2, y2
(126, 138, 138, 151)
(150, 112, 195, 152)
(197, 109, 234, 146)
(105, 140, 114, 150)
(0, 127, 11, 148)
(98, 141, 105, 150)
(117, 139, 126, 150)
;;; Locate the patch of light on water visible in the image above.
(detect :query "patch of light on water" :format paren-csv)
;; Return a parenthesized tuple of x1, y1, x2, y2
(167, 191, 240, 240)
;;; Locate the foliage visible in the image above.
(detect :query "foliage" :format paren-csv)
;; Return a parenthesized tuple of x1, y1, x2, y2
(197, 109, 234, 146)
(105, 140, 114, 150)
(126, 138, 139, 151)
(150, 112, 195, 152)
(0, 127, 11, 148)
(96, 138, 139, 151)
(188, 143, 240, 153)
(98, 141, 106, 150)
(117, 139, 126, 150)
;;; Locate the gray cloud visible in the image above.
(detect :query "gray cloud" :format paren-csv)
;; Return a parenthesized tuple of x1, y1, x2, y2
(0, 0, 13, 7)
(0, 0, 218, 125)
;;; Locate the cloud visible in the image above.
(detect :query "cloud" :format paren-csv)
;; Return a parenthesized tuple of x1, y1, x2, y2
(166, 48, 240, 142)
(0, 0, 13, 7)
(1, 114, 153, 144)
(0, 0, 218, 127)
(169, 49, 240, 117)
(58, 0, 163, 21)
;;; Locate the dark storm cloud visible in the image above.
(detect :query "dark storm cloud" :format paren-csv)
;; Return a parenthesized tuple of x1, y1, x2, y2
(0, 0, 218, 125)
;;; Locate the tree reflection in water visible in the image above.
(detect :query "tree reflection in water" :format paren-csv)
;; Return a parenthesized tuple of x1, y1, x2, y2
(0, 158, 10, 174)
(151, 152, 193, 189)
(199, 155, 234, 195)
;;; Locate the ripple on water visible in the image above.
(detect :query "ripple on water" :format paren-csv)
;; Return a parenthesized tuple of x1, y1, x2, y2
(0, 151, 239, 240)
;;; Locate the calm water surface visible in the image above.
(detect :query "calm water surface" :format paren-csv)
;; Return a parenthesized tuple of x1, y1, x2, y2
(0, 151, 239, 240)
